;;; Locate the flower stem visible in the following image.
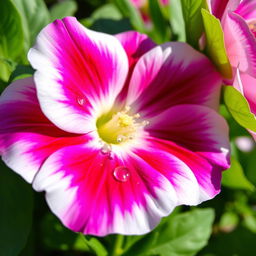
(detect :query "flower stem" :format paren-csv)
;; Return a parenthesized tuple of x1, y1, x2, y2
(111, 235, 125, 256)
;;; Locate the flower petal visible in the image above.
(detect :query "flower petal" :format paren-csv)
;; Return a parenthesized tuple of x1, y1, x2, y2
(233, 69, 256, 115)
(235, 0, 256, 21)
(32, 144, 178, 236)
(28, 17, 129, 134)
(116, 31, 156, 70)
(147, 104, 230, 169)
(224, 12, 256, 77)
(115, 31, 156, 103)
(144, 137, 224, 200)
(126, 42, 221, 117)
(0, 78, 87, 183)
(134, 146, 203, 205)
(208, 0, 230, 19)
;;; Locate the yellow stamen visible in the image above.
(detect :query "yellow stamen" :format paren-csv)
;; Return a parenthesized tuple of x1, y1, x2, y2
(97, 107, 148, 145)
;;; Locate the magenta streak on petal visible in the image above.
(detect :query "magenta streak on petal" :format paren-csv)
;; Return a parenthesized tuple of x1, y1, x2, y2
(126, 42, 221, 117)
(115, 31, 156, 103)
(28, 17, 129, 134)
(235, 71, 256, 115)
(32, 144, 177, 236)
(143, 137, 223, 199)
(224, 12, 256, 78)
(210, 0, 230, 19)
(235, 0, 256, 21)
(0, 78, 89, 183)
(147, 104, 230, 169)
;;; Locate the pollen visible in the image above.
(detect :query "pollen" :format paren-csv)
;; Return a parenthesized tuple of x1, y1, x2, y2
(97, 107, 148, 145)
(118, 114, 134, 127)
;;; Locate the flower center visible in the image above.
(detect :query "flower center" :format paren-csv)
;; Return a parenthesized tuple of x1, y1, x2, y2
(248, 20, 256, 37)
(97, 106, 148, 145)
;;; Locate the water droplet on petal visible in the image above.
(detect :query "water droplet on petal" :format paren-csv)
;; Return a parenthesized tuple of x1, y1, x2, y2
(77, 96, 86, 106)
(101, 144, 112, 155)
(113, 166, 130, 182)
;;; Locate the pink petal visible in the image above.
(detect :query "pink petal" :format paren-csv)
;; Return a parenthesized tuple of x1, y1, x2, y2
(28, 17, 129, 134)
(223, 12, 256, 77)
(208, 0, 240, 19)
(144, 137, 224, 200)
(0, 78, 87, 183)
(115, 31, 156, 102)
(32, 144, 178, 236)
(208, 0, 230, 19)
(125, 42, 221, 117)
(233, 69, 256, 115)
(147, 104, 230, 169)
(115, 31, 156, 70)
(235, 0, 256, 21)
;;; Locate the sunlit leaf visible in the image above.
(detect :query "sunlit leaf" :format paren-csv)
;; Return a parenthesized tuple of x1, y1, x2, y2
(222, 156, 255, 191)
(201, 9, 232, 78)
(123, 208, 215, 256)
(0, 0, 24, 81)
(148, 0, 170, 43)
(181, 0, 206, 48)
(224, 86, 256, 132)
(12, 0, 50, 51)
(169, 0, 186, 41)
(81, 236, 108, 256)
(114, 0, 145, 32)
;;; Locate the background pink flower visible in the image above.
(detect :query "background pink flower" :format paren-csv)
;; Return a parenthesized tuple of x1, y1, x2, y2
(208, 0, 256, 139)
(0, 17, 229, 236)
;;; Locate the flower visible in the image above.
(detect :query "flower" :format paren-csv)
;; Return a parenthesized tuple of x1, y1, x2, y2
(130, 0, 169, 27)
(208, 0, 256, 139)
(0, 17, 230, 236)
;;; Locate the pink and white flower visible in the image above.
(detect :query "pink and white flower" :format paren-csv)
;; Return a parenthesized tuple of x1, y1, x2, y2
(208, 0, 256, 139)
(0, 17, 230, 236)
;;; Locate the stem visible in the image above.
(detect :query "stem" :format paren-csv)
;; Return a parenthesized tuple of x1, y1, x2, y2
(111, 235, 125, 256)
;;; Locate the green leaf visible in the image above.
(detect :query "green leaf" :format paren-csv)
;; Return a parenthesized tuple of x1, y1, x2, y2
(80, 3, 132, 34)
(90, 19, 131, 34)
(9, 65, 34, 82)
(181, 0, 205, 48)
(81, 236, 108, 256)
(169, 0, 186, 41)
(201, 9, 232, 78)
(0, 161, 34, 256)
(124, 208, 215, 256)
(40, 213, 91, 252)
(50, 0, 78, 22)
(223, 86, 256, 132)
(114, 0, 145, 32)
(199, 227, 256, 256)
(0, 0, 24, 81)
(12, 0, 50, 51)
(222, 156, 255, 191)
(148, 0, 170, 43)
(90, 3, 123, 20)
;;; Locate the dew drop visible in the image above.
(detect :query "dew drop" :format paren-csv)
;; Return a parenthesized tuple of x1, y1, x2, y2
(101, 144, 112, 155)
(113, 166, 130, 182)
(77, 96, 86, 106)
